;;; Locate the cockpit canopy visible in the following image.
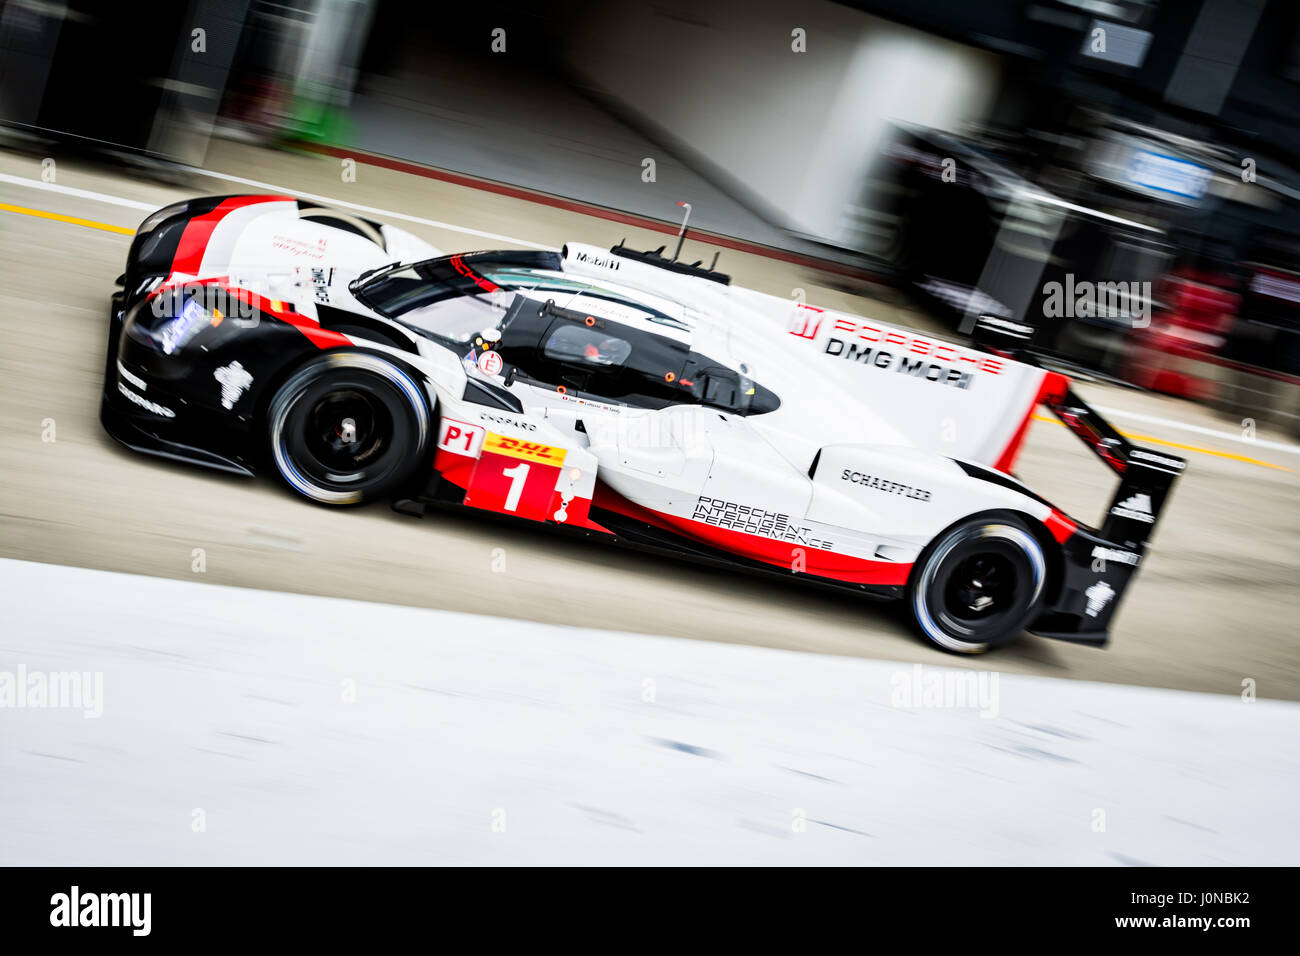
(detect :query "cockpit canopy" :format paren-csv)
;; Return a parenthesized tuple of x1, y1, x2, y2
(352, 251, 779, 415)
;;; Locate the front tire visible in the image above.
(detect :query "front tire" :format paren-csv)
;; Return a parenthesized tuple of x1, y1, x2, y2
(266, 352, 431, 505)
(907, 514, 1047, 654)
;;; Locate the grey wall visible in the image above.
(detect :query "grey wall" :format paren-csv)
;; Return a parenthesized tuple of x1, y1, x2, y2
(563, 0, 1001, 248)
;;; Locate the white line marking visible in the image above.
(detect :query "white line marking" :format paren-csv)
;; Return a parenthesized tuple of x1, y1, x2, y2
(0, 172, 159, 211)
(0, 167, 553, 249)
(1092, 404, 1300, 457)
(172, 165, 552, 250)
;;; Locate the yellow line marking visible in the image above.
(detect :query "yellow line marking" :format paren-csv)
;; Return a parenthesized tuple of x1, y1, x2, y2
(0, 202, 135, 235)
(1031, 414, 1292, 472)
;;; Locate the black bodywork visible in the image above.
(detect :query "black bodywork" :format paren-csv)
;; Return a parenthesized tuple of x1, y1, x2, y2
(105, 283, 332, 476)
(102, 197, 415, 475)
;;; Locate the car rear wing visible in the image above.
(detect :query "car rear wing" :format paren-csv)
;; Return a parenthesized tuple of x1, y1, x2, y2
(972, 315, 1185, 550)
(1048, 386, 1186, 550)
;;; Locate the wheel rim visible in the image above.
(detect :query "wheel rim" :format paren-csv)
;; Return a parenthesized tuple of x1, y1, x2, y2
(914, 524, 1045, 653)
(300, 388, 393, 478)
(269, 354, 429, 505)
(281, 380, 403, 497)
(941, 552, 1018, 625)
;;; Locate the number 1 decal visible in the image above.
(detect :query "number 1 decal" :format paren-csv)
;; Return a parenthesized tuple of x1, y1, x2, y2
(501, 462, 530, 512)
(463, 432, 565, 521)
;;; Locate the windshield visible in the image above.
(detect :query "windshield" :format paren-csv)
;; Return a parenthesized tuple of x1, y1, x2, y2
(352, 250, 688, 344)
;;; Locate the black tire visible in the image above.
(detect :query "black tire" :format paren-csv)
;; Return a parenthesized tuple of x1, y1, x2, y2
(265, 352, 431, 505)
(907, 514, 1048, 654)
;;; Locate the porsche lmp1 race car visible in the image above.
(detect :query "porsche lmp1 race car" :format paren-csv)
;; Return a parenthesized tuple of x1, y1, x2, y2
(102, 194, 1185, 653)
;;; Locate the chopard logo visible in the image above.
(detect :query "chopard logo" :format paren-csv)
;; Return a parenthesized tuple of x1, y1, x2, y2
(478, 412, 536, 431)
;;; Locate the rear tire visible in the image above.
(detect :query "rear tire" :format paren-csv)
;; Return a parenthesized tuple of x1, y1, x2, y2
(266, 352, 431, 505)
(907, 514, 1047, 654)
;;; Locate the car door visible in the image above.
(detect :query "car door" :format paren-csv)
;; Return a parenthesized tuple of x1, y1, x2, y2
(690, 413, 816, 550)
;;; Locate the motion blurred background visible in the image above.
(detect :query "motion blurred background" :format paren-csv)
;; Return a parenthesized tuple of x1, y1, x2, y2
(3, 0, 1299, 868)
(4, 0, 1299, 431)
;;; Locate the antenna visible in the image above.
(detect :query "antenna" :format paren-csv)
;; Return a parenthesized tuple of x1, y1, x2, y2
(672, 201, 692, 262)
(607, 204, 730, 284)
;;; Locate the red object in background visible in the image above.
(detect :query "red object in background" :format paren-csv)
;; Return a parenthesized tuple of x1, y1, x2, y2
(1126, 269, 1238, 400)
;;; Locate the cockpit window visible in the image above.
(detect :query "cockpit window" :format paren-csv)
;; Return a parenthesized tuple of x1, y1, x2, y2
(352, 251, 561, 326)
(543, 325, 632, 367)
(352, 250, 693, 345)
(352, 250, 781, 416)
(354, 265, 429, 316)
(399, 290, 513, 342)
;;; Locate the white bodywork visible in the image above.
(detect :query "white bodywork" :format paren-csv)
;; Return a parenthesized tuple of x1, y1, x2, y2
(197, 202, 1058, 577)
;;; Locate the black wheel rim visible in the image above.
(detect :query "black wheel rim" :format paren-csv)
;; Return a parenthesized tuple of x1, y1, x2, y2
(920, 528, 1041, 646)
(940, 552, 1018, 626)
(285, 382, 402, 488)
(303, 389, 391, 475)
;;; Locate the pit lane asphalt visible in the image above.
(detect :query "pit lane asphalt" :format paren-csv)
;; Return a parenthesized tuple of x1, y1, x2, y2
(1, 142, 1297, 699)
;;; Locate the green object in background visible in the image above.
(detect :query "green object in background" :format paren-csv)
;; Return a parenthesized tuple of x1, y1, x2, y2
(285, 98, 353, 146)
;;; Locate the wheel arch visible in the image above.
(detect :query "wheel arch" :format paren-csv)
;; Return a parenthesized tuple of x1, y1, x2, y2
(1017, 510, 1067, 608)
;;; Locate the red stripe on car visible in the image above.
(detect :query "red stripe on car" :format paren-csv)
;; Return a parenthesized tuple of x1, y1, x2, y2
(593, 485, 912, 586)
(155, 278, 351, 350)
(1044, 509, 1077, 544)
(227, 285, 351, 349)
(992, 370, 1070, 475)
(171, 195, 293, 277)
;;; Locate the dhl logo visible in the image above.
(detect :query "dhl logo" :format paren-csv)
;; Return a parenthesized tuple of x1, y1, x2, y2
(484, 433, 566, 465)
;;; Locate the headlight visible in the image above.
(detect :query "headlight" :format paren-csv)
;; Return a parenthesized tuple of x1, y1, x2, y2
(158, 297, 221, 354)
(133, 295, 219, 355)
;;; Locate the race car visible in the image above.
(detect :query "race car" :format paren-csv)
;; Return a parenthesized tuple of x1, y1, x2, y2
(102, 194, 1184, 653)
